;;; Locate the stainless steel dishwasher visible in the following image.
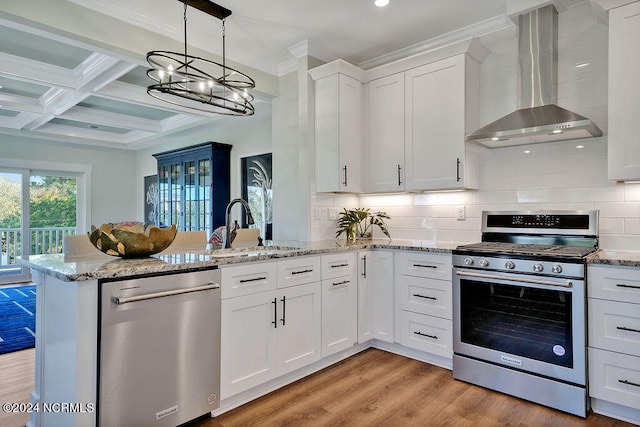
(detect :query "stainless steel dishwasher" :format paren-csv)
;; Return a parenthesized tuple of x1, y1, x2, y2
(99, 269, 221, 426)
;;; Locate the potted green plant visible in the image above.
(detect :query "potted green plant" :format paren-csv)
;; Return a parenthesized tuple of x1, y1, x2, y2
(335, 208, 391, 241)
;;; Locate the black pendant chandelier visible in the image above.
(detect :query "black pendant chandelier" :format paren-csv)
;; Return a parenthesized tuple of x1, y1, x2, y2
(146, 0, 255, 116)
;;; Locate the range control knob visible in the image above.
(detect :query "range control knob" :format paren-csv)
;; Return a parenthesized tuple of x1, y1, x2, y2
(505, 261, 515, 270)
(533, 263, 544, 273)
(479, 258, 490, 267)
(464, 257, 474, 266)
(551, 264, 563, 274)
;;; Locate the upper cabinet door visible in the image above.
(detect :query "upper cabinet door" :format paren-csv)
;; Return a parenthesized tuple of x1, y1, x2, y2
(314, 73, 364, 193)
(368, 73, 406, 192)
(404, 55, 479, 190)
(608, 1, 640, 182)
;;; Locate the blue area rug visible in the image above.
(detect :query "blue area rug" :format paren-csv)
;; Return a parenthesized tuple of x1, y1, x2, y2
(0, 285, 36, 355)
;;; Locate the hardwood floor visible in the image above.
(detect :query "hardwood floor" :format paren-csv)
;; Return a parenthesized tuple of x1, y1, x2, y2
(201, 349, 635, 427)
(0, 348, 634, 427)
(0, 348, 34, 427)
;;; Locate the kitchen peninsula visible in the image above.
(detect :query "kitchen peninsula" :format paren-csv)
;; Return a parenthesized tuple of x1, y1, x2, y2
(19, 239, 457, 427)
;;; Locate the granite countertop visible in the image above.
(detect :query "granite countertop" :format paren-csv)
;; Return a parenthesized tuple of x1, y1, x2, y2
(587, 250, 640, 267)
(18, 239, 462, 282)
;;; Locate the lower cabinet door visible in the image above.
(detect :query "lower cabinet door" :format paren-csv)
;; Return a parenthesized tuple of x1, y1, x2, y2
(321, 273, 357, 358)
(220, 292, 277, 399)
(400, 310, 452, 359)
(276, 282, 322, 376)
(589, 347, 640, 410)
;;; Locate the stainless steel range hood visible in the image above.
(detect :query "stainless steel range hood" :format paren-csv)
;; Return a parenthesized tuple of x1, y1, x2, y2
(466, 5, 602, 148)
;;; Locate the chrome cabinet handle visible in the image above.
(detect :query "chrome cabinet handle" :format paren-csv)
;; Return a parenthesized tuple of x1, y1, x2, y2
(112, 283, 218, 305)
(413, 294, 436, 300)
(397, 164, 402, 186)
(280, 296, 286, 326)
(414, 331, 438, 340)
(456, 158, 461, 182)
(616, 283, 640, 290)
(617, 326, 640, 333)
(456, 270, 573, 288)
(343, 165, 348, 187)
(619, 379, 640, 388)
(239, 276, 267, 283)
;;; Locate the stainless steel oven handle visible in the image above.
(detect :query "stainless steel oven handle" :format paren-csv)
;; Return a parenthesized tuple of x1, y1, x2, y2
(112, 283, 219, 305)
(455, 271, 573, 288)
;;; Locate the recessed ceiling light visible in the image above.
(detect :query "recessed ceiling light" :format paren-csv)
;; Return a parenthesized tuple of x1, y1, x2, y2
(375, 0, 389, 7)
(523, 150, 532, 154)
(576, 145, 584, 149)
(551, 129, 563, 134)
(575, 62, 590, 68)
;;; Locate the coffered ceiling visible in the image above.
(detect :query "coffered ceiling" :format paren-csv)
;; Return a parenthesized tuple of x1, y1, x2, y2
(0, 0, 513, 150)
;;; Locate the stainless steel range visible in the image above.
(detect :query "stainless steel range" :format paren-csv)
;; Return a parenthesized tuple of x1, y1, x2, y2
(452, 210, 599, 417)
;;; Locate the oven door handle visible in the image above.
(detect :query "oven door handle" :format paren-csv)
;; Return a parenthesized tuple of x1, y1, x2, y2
(455, 271, 573, 288)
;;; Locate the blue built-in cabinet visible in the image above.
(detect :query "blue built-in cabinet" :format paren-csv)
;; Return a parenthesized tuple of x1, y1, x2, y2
(153, 142, 231, 234)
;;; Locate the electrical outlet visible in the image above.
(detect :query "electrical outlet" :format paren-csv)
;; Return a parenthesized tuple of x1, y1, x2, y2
(313, 207, 322, 220)
(328, 208, 340, 220)
(455, 206, 466, 220)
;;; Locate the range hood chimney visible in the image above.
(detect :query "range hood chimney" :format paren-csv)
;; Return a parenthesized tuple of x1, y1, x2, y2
(466, 5, 602, 147)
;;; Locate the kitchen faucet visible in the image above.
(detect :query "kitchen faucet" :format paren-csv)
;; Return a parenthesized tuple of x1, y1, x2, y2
(224, 198, 255, 249)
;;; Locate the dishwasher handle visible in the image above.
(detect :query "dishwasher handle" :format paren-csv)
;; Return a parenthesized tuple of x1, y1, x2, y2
(112, 283, 219, 305)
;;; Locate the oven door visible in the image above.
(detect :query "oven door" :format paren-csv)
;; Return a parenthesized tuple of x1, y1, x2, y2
(453, 268, 585, 386)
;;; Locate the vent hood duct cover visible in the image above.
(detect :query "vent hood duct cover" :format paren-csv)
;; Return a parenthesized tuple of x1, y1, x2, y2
(466, 5, 602, 148)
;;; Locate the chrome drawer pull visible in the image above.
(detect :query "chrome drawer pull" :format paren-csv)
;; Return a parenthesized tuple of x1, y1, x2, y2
(617, 326, 640, 334)
(413, 293, 436, 300)
(291, 269, 313, 275)
(616, 283, 640, 290)
(112, 283, 218, 305)
(239, 276, 267, 283)
(619, 379, 640, 388)
(413, 264, 437, 269)
(332, 280, 350, 286)
(414, 331, 438, 340)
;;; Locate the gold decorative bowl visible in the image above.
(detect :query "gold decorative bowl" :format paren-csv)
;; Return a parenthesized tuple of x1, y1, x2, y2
(88, 222, 177, 257)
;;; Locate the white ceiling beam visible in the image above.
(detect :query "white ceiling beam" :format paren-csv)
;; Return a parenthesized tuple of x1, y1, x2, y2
(0, 92, 43, 113)
(0, 51, 77, 89)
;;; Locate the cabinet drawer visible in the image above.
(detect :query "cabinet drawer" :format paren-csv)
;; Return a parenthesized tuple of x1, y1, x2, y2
(589, 348, 640, 410)
(399, 275, 452, 320)
(277, 256, 321, 288)
(221, 262, 277, 299)
(589, 298, 640, 356)
(399, 310, 452, 359)
(397, 251, 452, 280)
(588, 265, 640, 304)
(322, 252, 356, 280)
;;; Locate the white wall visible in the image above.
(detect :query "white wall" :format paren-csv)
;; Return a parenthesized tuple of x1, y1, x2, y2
(0, 135, 137, 227)
(311, 2, 640, 251)
(134, 107, 272, 228)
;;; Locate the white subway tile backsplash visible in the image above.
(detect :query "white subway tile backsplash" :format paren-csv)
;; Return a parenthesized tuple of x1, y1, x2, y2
(624, 219, 640, 235)
(598, 218, 624, 235)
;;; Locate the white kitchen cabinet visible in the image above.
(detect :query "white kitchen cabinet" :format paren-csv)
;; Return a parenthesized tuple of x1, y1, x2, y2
(311, 61, 365, 193)
(404, 55, 480, 190)
(321, 252, 357, 357)
(587, 264, 640, 421)
(368, 72, 406, 192)
(608, 1, 640, 182)
(220, 258, 321, 399)
(396, 251, 453, 361)
(357, 250, 394, 344)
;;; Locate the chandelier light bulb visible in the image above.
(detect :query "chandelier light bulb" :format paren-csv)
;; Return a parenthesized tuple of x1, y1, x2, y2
(375, 0, 389, 7)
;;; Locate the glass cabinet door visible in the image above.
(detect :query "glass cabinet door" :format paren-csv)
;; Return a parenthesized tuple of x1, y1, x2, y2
(158, 165, 169, 227)
(198, 158, 211, 232)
